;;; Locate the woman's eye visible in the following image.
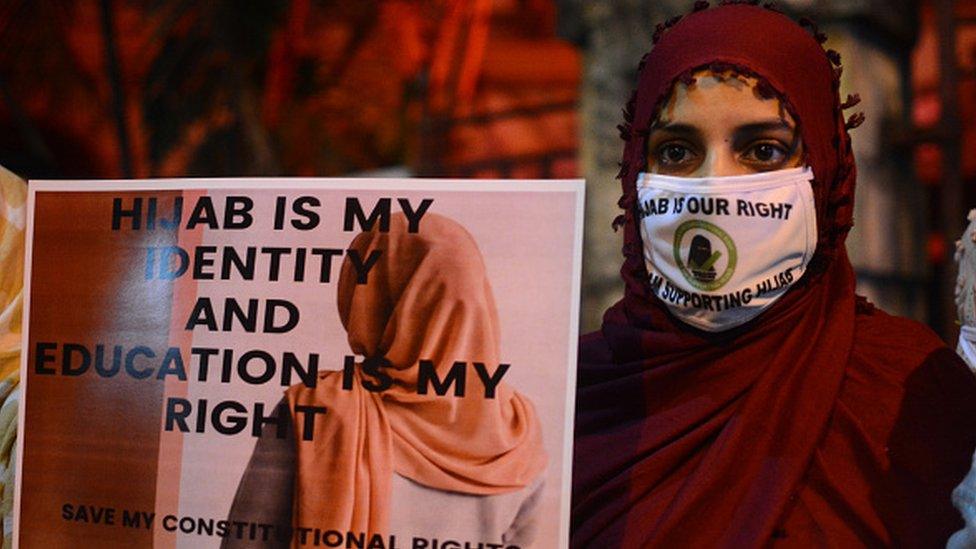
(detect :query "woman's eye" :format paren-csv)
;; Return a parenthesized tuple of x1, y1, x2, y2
(742, 142, 787, 166)
(657, 143, 696, 166)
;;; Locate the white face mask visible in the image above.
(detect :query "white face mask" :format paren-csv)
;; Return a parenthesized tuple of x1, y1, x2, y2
(958, 325, 976, 371)
(635, 166, 818, 331)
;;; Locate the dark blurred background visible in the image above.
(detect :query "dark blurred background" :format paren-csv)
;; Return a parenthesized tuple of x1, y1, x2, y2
(0, 0, 973, 339)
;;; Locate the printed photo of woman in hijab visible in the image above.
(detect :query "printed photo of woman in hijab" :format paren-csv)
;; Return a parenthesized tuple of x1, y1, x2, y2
(572, 3, 976, 547)
(225, 212, 547, 549)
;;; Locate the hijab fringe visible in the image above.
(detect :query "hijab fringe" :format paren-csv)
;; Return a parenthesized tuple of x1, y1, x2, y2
(845, 112, 866, 130)
(840, 93, 861, 110)
(826, 49, 842, 66)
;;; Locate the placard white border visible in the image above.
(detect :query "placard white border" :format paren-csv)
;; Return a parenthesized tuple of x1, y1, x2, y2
(559, 184, 584, 549)
(28, 177, 581, 193)
(15, 177, 585, 549)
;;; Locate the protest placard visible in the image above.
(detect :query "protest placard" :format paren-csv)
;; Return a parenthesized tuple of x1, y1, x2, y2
(16, 178, 582, 549)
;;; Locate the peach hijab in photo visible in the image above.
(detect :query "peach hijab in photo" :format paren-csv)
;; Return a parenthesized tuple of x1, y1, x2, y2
(286, 212, 546, 538)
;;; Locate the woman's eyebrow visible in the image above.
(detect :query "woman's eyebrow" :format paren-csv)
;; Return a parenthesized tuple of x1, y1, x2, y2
(733, 120, 795, 138)
(649, 122, 702, 140)
(733, 120, 800, 155)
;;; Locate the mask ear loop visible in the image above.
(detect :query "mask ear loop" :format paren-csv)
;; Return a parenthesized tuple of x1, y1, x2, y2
(799, 171, 820, 274)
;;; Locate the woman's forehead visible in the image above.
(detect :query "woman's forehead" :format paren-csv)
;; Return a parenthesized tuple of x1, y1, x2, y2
(655, 70, 794, 129)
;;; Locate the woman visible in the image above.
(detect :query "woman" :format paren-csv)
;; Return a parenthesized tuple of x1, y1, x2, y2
(572, 3, 976, 547)
(226, 212, 547, 548)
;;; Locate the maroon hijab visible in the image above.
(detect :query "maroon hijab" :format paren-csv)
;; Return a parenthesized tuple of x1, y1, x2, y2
(572, 3, 976, 547)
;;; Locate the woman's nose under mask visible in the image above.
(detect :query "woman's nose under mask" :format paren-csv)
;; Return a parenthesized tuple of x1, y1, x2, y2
(635, 166, 818, 331)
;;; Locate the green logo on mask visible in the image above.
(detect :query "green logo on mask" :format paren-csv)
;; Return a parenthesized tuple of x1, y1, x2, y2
(673, 220, 737, 291)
